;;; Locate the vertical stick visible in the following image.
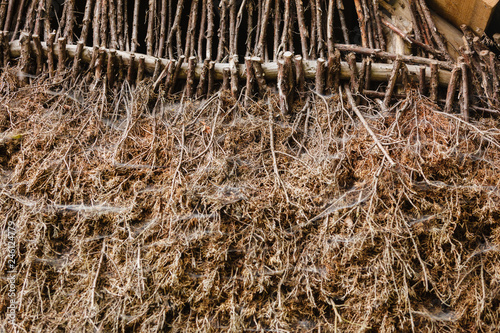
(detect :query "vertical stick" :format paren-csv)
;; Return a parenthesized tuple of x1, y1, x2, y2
(0, 1, 7, 31)
(280, 0, 291, 52)
(361, 0, 374, 49)
(3, 0, 15, 31)
(400, 63, 409, 93)
(107, 49, 117, 88)
(489, 52, 499, 103)
(32, 34, 44, 75)
(131, 0, 140, 52)
(383, 56, 402, 106)
(418, 0, 452, 62)
(206, 0, 214, 59)
(418, 65, 426, 95)
(72, 40, 84, 81)
(197, 58, 210, 98)
(354, 0, 368, 47)
(414, 0, 432, 48)
(255, 0, 272, 57)
(315, 0, 324, 58)
(117, 55, 126, 82)
(333, 49, 341, 93)
(408, 0, 422, 44)
(127, 53, 136, 84)
(160, 59, 175, 93)
(337, 0, 349, 44)
(19, 32, 31, 82)
(197, 0, 207, 61)
(47, 31, 55, 78)
(100, 0, 109, 47)
(444, 65, 461, 113)
(94, 47, 106, 81)
(246, 0, 254, 56)
(316, 57, 326, 95)
(24, 0, 37, 34)
(43, 0, 52, 39)
(56, 0, 67, 39)
(33, 0, 44, 38)
(64, 0, 75, 43)
(245, 57, 255, 106)
(158, 0, 168, 56)
(222, 67, 231, 91)
(369, 0, 380, 49)
(309, 0, 317, 59)
(217, 0, 228, 61)
(294, 55, 305, 94)
(136, 56, 145, 84)
(57, 37, 67, 80)
(230, 55, 240, 99)
(185, 0, 199, 58)
(124, 0, 130, 51)
(153, 58, 161, 81)
(327, 0, 335, 56)
(86, 45, 99, 83)
(186, 56, 197, 97)
(347, 53, 359, 94)
(373, 0, 385, 51)
(229, 0, 237, 56)
(12, 0, 27, 41)
(252, 56, 268, 95)
(460, 59, 469, 122)
(273, 0, 281, 60)
(255, 0, 262, 52)
(162, 59, 176, 92)
(80, 0, 94, 45)
(146, 0, 155, 55)
(93, 0, 102, 47)
(169, 55, 185, 94)
(108, 0, 118, 49)
(430, 62, 438, 102)
(279, 51, 294, 114)
(479, 50, 495, 105)
(364, 57, 372, 91)
(207, 60, 215, 94)
(1, 32, 8, 67)
(117, 0, 124, 50)
(0, 31, 4, 67)
(294, 0, 309, 59)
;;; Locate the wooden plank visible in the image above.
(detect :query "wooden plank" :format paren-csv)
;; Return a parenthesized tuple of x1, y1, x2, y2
(428, 0, 499, 32)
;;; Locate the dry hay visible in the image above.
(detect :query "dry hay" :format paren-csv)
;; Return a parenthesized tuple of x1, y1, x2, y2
(1, 69, 500, 332)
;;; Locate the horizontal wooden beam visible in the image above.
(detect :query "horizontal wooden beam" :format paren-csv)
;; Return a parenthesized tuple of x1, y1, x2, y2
(7, 39, 452, 86)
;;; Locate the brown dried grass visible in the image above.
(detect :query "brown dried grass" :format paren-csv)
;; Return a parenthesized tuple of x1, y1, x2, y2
(1, 69, 500, 332)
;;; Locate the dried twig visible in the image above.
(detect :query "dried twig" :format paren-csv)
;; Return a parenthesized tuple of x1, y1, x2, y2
(345, 86, 396, 167)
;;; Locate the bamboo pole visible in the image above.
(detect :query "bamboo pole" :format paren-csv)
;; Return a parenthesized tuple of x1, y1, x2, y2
(6, 40, 454, 86)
